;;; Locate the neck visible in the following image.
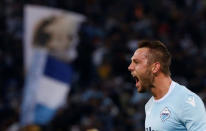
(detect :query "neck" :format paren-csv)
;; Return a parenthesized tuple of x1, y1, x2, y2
(150, 73, 172, 100)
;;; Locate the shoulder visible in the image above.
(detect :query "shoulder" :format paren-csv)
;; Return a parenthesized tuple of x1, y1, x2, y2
(174, 82, 203, 103)
(168, 82, 204, 114)
(172, 82, 199, 102)
(145, 97, 153, 110)
(173, 82, 206, 120)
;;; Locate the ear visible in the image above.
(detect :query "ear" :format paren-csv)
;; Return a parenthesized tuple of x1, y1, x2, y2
(152, 62, 160, 74)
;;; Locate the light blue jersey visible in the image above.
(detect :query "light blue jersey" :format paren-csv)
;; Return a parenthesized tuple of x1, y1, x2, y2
(145, 81, 206, 131)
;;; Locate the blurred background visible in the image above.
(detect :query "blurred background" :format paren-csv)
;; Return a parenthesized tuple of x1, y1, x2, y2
(1, 0, 206, 131)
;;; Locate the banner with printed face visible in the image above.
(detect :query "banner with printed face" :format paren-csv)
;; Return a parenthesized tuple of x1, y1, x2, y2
(21, 5, 85, 126)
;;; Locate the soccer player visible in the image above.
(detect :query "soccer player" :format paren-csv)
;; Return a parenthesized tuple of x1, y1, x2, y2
(128, 40, 206, 131)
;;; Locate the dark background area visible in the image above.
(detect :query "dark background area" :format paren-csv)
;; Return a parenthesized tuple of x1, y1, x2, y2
(0, 0, 206, 130)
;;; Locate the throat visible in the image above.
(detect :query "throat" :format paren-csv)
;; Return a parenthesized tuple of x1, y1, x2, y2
(152, 87, 169, 100)
(151, 79, 172, 101)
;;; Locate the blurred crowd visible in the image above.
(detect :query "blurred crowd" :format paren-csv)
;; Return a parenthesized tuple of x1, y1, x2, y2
(1, 0, 206, 131)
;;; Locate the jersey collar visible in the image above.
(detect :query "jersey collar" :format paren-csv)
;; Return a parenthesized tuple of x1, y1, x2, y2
(153, 81, 176, 103)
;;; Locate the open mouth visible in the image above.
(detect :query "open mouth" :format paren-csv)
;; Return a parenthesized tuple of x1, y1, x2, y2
(133, 76, 139, 85)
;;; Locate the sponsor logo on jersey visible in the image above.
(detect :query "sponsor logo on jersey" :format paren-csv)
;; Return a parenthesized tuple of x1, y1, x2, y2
(145, 127, 158, 131)
(186, 95, 196, 107)
(160, 107, 170, 122)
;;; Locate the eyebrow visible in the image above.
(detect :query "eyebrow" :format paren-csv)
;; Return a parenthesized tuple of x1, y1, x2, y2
(131, 58, 139, 62)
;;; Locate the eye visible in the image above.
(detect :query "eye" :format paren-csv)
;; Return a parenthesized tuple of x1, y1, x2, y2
(134, 60, 138, 64)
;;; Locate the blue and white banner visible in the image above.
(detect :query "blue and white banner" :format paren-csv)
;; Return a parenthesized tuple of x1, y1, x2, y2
(21, 5, 85, 126)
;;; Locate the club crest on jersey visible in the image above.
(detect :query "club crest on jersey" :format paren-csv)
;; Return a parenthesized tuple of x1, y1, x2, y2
(160, 107, 170, 122)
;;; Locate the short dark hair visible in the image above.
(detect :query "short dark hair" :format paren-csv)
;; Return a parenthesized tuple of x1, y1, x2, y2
(138, 40, 171, 76)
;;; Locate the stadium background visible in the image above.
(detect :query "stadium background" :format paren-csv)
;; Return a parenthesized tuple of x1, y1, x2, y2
(0, 0, 206, 130)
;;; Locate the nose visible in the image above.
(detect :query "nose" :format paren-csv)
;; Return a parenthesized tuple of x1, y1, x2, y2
(128, 63, 134, 71)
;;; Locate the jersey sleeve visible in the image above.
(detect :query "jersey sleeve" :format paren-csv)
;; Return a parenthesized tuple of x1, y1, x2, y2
(180, 94, 206, 131)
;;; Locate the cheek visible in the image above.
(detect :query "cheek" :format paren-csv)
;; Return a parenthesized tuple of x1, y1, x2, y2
(135, 65, 146, 74)
(134, 66, 139, 73)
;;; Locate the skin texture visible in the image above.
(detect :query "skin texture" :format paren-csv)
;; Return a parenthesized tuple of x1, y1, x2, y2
(128, 48, 154, 93)
(128, 47, 172, 100)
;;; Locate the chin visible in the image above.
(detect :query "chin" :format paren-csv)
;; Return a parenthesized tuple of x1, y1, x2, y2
(137, 87, 147, 93)
(138, 90, 146, 93)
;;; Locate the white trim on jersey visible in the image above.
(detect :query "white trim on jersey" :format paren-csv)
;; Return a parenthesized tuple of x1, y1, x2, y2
(153, 81, 176, 103)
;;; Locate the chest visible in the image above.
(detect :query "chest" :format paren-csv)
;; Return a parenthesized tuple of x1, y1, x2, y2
(145, 104, 185, 131)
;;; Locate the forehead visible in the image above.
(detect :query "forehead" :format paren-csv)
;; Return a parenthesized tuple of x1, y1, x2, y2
(132, 48, 149, 60)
